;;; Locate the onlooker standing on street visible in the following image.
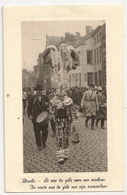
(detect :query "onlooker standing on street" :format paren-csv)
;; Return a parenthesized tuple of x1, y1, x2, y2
(96, 86, 107, 129)
(42, 89, 46, 96)
(81, 84, 99, 130)
(33, 88, 37, 95)
(22, 88, 27, 112)
(94, 86, 98, 94)
(27, 84, 49, 150)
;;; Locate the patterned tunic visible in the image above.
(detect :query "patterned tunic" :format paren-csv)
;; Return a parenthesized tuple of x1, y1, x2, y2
(81, 90, 99, 117)
(50, 96, 73, 159)
(55, 106, 72, 158)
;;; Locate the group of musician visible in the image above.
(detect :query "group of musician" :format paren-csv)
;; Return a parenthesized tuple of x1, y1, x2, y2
(25, 83, 107, 164)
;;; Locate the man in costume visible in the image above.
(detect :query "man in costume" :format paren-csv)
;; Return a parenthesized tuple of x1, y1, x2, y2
(27, 84, 49, 150)
(42, 43, 80, 163)
(50, 90, 73, 164)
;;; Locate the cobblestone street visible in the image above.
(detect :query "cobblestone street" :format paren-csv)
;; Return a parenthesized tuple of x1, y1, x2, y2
(23, 112, 107, 173)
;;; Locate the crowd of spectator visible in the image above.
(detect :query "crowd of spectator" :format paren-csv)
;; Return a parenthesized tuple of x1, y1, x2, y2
(22, 85, 106, 111)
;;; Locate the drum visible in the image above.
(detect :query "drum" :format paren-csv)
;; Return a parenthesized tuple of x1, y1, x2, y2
(36, 111, 49, 126)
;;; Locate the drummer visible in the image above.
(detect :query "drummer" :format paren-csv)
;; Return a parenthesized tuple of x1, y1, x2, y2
(27, 84, 49, 150)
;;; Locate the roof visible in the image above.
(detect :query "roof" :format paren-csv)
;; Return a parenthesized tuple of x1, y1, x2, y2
(74, 31, 94, 47)
(46, 36, 64, 46)
(91, 25, 102, 36)
(45, 24, 105, 49)
(74, 42, 85, 48)
(74, 26, 103, 47)
(46, 33, 85, 48)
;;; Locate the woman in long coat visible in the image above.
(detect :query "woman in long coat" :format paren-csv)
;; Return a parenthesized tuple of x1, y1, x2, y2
(96, 86, 107, 129)
(81, 84, 99, 130)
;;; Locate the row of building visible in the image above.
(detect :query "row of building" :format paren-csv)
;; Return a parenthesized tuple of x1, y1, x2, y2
(23, 23, 106, 89)
(68, 24, 106, 88)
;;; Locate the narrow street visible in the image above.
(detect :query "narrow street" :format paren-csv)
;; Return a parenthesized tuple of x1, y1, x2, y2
(23, 112, 107, 173)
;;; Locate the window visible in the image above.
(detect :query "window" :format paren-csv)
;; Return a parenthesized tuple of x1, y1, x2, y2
(69, 75, 71, 87)
(97, 35, 98, 43)
(94, 37, 96, 45)
(84, 73, 87, 81)
(98, 71, 101, 86)
(104, 74, 106, 86)
(103, 50, 106, 57)
(87, 50, 93, 64)
(87, 72, 93, 86)
(72, 74, 74, 87)
(77, 74, 78, 82)
(102, 39, 106, 49)
(99, 32, 101, 41)
(102, 57, 106, 66)
(97, 48, 99, 63)
(75, 73, 78, 86)
(99, 46, 102, 62)
(94, 72, 97, 85)
(79, 73, 81, 86)
(94, 49, 96, 64)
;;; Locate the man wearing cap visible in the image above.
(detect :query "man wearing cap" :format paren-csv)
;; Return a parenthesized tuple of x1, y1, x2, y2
(96, 86, 107, 129)
(27, 84, 49, 150)
(81, 84, 99, 130)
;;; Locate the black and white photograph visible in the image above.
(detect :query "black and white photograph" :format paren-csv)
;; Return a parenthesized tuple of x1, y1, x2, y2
(4, 5, 124, 192)
(22, 20, 107, 173)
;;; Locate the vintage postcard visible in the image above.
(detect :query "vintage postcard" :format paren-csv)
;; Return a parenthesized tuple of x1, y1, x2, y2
(4, 5, 124, 192)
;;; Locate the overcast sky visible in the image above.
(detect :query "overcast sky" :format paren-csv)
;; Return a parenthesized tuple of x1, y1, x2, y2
(22, 20, 105, 71)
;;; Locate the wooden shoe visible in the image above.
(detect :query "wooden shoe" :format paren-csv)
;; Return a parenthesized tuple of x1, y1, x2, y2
(63, 154, 68, 160)
(58, 158, 64, 164)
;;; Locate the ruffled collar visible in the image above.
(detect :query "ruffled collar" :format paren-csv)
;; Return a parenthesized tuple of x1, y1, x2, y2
(51, 95, 73, 108)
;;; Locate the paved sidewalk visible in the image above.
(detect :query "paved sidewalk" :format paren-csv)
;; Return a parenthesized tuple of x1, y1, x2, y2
(23, 113, 107, 173)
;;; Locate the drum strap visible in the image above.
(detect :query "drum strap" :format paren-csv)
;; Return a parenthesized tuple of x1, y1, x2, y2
(33, 97, 38, 106)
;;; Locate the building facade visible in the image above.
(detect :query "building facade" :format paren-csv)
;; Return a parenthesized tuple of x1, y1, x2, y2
(69, 24, 106, 88)
(92, 25, 102, 86)
(22, 69, 38, 89)
(101, 23, 106, 86)
(35, 24, 106, 89)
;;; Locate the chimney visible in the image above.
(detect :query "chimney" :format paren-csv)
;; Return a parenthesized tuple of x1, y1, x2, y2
(86, 26, 92, 35)
(76, 32, 80, 38)
(65, 32, 70, 40)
